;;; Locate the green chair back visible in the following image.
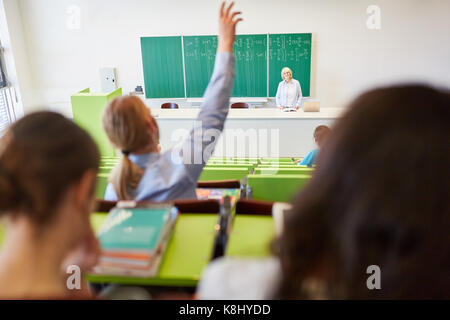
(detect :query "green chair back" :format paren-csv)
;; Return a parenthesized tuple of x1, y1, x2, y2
(253, 167, 314, 175)
(98, 166, 115, 174)
(205, 163, 256, 171)
(199, 168, 249, 181)
(247, 174, 311, 202)
(96, 173, 110, 198)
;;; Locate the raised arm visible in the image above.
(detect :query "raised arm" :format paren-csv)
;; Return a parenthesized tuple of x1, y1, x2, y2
(176, 2, 242, 181)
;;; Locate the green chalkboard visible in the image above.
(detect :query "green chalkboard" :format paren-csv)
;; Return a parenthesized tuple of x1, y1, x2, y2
(141, 33, 311, 99)
(183, 36, 218, 98)
(141, 36, 185, 98)
(269, 33, 311, 97)
(184, 34, 267, 97)
(232, 34, 267, 97)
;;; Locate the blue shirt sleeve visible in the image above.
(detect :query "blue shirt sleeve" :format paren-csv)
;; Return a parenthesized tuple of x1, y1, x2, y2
(299, 149, 318, 168)
(176, 52, 235, 183)
(104, 183, 118, 201)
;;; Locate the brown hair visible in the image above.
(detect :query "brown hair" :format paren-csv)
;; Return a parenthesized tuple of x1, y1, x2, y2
(0, 112, 99, 226)
(102, 96, 159, 200)
(313, 125, 330, 147)
(275, 85, 450, 299)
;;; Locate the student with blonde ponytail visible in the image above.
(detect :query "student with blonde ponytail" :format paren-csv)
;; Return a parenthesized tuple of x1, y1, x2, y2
(0, 112, 100, 299)
(103, 1, 243, 201)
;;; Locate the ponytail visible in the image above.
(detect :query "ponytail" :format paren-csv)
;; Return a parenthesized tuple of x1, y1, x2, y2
(103, 96, 160, 200)
(109, 154, 144, 200)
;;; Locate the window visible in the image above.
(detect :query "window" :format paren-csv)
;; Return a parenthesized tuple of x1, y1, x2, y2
(0, 43, 13, 136)
(0, 88, 13, 135)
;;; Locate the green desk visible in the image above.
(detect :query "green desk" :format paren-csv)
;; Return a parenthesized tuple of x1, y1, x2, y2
(205, 163, 256, 171)
(98, 166, 114, 174)
(199, 168, 249, 181)
(261, 158, 294, 163)
(226, 215, 274, 257)
(96, 173, 110, 198)
(247, 174, 311, 202)
(207, 160, 259, 166)
(254, 167, 314, 175)
(87, 213, 218, 287)
(99, 161, 119, 166)
(257, 164, 306, 168)
(71, 88, 121, 157)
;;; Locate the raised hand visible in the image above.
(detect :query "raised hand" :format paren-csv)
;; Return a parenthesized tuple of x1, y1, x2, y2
(218, 1, 243, 53)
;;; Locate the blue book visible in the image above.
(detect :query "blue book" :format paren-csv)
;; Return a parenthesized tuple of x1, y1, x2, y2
(98, 204, 178, 252)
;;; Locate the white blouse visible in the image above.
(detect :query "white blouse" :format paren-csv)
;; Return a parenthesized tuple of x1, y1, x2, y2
(275, 79, 303, 108)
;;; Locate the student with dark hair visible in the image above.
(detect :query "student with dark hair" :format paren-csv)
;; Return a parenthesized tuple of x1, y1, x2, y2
(276, 85, 450, 299)
(197, 85, 450, 299)
(0, 112, 100, 299)
(102, 1, 242, 201)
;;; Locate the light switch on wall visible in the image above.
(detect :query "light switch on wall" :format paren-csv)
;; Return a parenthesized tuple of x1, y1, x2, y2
(99, 68, 117, 92)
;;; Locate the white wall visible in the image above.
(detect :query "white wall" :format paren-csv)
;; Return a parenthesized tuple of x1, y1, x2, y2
(9, 0, 450, 116)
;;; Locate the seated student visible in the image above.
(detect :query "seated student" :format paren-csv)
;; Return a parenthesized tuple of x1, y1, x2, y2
(102, 2, 242, 201)
(0, 112, 100, 299)
(197, 85, 450, 299)
(298, 125, 330, 167)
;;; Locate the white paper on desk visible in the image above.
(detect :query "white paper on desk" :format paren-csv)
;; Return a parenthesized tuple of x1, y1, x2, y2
(282, 107, 297, 112)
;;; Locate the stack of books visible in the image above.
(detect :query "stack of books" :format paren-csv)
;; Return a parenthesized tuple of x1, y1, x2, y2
(93, 204, 178, 277)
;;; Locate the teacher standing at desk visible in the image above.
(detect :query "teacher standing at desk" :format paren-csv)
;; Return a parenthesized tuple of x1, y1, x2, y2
(276, 67, 303, 110)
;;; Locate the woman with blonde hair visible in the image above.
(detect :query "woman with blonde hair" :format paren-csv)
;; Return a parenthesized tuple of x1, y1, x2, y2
(102, 2, 242, 201)
(275, 67, 303, 110)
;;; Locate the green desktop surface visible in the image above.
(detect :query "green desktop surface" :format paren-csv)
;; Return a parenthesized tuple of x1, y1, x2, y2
(87, 213, 218, 287)
(226, 215, 274, 258)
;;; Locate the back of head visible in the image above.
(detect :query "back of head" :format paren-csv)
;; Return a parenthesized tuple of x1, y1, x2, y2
(0, 111, 100, 226)
(276, 84, 450, 299)
(102, 96, 158, 200)
(313, 125, 331, 147)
